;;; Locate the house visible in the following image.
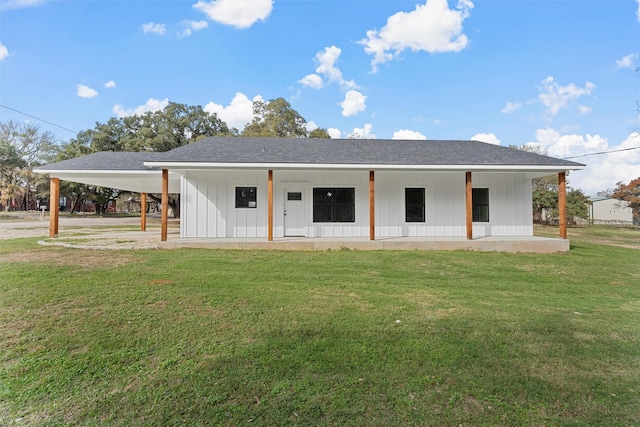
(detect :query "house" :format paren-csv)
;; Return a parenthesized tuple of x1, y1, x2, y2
(35, 137, 585, 252)
(589, 197, 634, 225)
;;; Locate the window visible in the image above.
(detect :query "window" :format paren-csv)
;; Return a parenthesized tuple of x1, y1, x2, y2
(405, 188, 425, 222)
(472, 188, 489, 222)
(236, 187, 257, 208)
(287, 192, 302, 201)
(313, 188, 355, 222)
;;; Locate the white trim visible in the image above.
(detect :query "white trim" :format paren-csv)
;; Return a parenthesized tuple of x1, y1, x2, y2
(34, 169, 164, 176)
(403, 186, 427, 224)
(472, 186, 491, 224)
(311, 185, 358, 224)
(143, 162, 583, 172)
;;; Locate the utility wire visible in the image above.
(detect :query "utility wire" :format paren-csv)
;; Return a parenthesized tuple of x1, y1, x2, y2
(0, 104, 78, 135)
(563, 146, 640, 159)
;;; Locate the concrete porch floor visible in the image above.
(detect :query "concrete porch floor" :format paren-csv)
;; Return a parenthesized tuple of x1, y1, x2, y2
(159, 235, 570, 253)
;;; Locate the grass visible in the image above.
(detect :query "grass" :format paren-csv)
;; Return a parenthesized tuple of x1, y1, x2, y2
(0, 212, 144, 222)
(0, 228, 638, 426)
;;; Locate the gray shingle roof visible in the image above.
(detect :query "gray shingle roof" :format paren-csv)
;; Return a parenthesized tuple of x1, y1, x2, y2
(149, 137, 585, 168)
(36, 152, 166, 171)
(35, 138, 585, 172)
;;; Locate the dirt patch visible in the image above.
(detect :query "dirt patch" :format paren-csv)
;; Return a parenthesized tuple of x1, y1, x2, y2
(568, 228, 640, 250)
(149, 279, 174, 285)
(534, 225, 640, 250)
(38, 236, 160, 250)
(1, 247, 138, 268)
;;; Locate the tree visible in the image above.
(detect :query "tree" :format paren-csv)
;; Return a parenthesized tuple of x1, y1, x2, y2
(61, 102, 232, 218)
(531, 179, 558, 223)
(242, 98, 319, 138)
(54, 137, 95, 213)
(510, 144, 557, 223)
(89, 103, 232, 153)
(566, 189, 590, 224)
(612, 177, 640, 223)
(509, 144, 589, 224)
(0, 139, 26, 211)
(309, 127, 331, 138)
(597, 189, 613, 198)
(0, 121, 58, 211)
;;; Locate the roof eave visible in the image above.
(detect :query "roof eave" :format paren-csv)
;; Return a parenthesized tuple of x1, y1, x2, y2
(143, 161, 585, 172)
(33, 169, 163, 175)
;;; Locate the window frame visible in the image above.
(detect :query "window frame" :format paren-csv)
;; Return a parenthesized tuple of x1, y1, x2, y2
(404, 187, 426, 223)
(472, 187, 490, 223)
(312, 187, 356, 223)
(235, 186, 257, 209)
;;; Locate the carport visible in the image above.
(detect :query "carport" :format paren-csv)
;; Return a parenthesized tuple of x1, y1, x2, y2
(34, 152, 180, 238)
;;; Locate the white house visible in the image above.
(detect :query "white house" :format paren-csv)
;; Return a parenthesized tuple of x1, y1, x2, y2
(35, 137, 585, 252)
(589, 197, 634, 224)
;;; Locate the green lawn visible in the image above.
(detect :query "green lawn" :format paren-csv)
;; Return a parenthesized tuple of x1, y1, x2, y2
(1, 228, 639, 426)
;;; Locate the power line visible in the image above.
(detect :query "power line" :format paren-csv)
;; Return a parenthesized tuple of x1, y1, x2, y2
(0, 104, 78, 135)
(563, 146, 640, 159)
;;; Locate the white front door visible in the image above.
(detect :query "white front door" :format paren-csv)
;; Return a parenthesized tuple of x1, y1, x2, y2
(284, 188, 306, 237)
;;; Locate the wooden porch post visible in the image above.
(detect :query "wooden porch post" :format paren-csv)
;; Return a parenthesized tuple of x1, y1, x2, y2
(140, 192, 147, 232)
(49, 177, 59, 238)
(161, 169, 168, 242)
(465, 172, 473, 240)
(268, 169, 273, 242)
(558, 171, 567, 239)
(369, 170, 375, 241)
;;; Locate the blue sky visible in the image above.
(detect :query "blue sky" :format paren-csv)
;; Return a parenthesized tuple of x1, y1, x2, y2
(1, 0, 639, 195)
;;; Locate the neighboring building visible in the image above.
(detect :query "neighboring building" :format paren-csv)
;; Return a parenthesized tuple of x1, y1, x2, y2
(589, 197, 634, 224)
(35, 137, 585, 252)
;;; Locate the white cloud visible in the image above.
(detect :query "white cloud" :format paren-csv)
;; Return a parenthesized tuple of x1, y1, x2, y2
(392, 129, 427, 140)
(578, 105, 592, 114)
(298, 74, 323, 89)
(538, 76, 595, 116)
(0, 0, 45, 11)
(315, 46, 343, 83)
(306, 121, 318, 132)
(204, 92, 262, 130)
(615, 53, 638, 69)
(340, 90, 367, 117)
(77, 84, 98, 98)
(187, 19, 208, 30)
(348, 124, 376, 139)
(179, 19, 209, 37)
(470, 132, 500, 145)
(142, 22, 166, 35)
(300, 46, 359, 90)
(361, 0, 473, 72)
(112, 98, 169, 118)
(637, 0, 640, 22)
(501, 101, 522, 114)
(327, 128, 342, 139)
(342, 79, 358, 89)
(0, 42, 8, 61)
(528, 128, 608, 160)
(565, 132, 640, 195)
(104, 80, 116, 89)
(193, 0, 273, 29)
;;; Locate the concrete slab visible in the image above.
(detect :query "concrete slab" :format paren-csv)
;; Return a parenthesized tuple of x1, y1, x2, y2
(159, 236, 570, 253)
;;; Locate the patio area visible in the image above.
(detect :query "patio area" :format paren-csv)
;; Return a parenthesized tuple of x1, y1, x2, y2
(159, 235, 570, 253)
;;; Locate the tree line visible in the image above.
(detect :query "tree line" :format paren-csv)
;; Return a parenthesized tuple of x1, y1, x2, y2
(1, 98, 638, 224)
(1, 98, 329, 216)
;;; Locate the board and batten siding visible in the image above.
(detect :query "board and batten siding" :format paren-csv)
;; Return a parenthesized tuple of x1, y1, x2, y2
(181, 170, 268, 238)
(180, 170, 534, 239)
(375, 171, 466, 238)
(471, 173, 533, 237)
(275, 170, 370, 238)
